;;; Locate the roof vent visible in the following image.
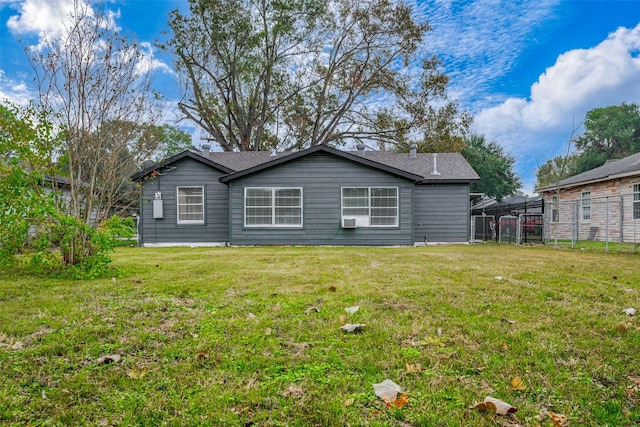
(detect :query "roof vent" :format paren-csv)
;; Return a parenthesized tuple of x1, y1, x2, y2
(356, 143, 366, 156)
(409, 143, 417, 158)
(201, 143, 211, 157)
(431, 153, 441, 176)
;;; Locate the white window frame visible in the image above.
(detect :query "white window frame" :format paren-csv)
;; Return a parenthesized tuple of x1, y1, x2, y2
(581, 191, 591, 222)
(177, 186, 205, 224)
(341, 186, 399, 227)
(244, 187, 303, 228)
(633, 183, 640, 220)
(551, 196, 559, 223)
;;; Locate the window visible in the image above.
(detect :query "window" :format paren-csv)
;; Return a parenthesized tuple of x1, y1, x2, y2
(177, 186, 204, 224)
(341, 187, 398, 227)
(551, 196, 559, 222)
(581, 191, 591, 221)
(245, 187, 302, 227)
(634, 184, 640, 220)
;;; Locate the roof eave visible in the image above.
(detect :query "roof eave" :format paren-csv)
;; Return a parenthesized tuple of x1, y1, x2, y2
(219, 145, 424, 183)
(130, 150, 235, 182)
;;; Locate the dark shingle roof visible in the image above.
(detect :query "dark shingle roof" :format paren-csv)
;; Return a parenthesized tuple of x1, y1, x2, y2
(132, 145, 480, 183)
(537, 151, 640, 192)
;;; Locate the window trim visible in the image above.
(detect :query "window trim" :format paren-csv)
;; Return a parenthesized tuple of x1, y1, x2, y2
(581, 190, 591, 222)
(176, 186, 205, 225)
(341, 186, 399, 227)
(633, 183, 640, 221)
(551, 195, 559, 223)
(244, 187, 303, 228)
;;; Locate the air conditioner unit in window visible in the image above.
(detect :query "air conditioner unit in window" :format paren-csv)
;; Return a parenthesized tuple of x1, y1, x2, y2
(342, 218, 357, 228)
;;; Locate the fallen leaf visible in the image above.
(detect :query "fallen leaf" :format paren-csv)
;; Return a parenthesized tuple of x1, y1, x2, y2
(373, 379, 402, 402)
(127, 366, 148, 379)
(511, 376, 526, 391)
(95, 354, 121, 365)
(405, 362, 424, 373)
(495, 276, 503, 281)
(247, 312, 257, 320)
(265, 328, 272, 336)
(195, 350, 209, 361)
(328, 286, 337, 292)
(392, 393, 409, 408)
(475, 396, 517, 415)
(437, 327, 443, 336)
(500, 343, 510, 351)
(617, 322, 632, 332)
(345, 306, 360, 314)
(304, 307, 320, 314)
(340, 323, 365, 333)
(344, 398, 354, 407)
(622, 308, 636, 316)
(549, 410, 569, 427)
(422, 336, 445, 347)
(501, 319, 516, 324)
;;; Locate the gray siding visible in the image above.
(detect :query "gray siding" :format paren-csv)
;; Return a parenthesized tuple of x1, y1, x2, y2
(139, 158, 229, 244)
(228, 152, 414, 245)
(414, 184, 470, 243)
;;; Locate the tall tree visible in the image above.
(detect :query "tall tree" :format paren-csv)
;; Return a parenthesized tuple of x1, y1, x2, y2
(535, 154, 579, 190)
(26, 0, 160, 224)
(536, 103, 640, 188)
(462, 134, 521, 201)
(574, 102, 640, 161)
(166, 0, 468, 152)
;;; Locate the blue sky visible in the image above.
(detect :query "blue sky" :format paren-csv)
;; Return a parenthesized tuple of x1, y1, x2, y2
(2, 0, 640, 195)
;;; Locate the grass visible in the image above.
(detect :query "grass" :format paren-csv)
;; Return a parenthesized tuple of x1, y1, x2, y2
(1, 245, 639, 426)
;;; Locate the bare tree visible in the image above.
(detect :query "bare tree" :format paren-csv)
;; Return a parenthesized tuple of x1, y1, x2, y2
(166, 0, 468, 152)
(26, 0, 161, 224)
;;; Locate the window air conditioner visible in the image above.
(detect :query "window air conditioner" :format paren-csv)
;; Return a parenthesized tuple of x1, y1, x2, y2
(342, 218, 357, 228)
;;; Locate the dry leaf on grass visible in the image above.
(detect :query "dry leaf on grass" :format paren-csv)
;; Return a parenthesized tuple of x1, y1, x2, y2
(345, 306, 360, 314)
(194, 350, 209, 361)
(405, 362, 424, 373)
(340, 323, 365, 333)
(344, 398, 354, 407)
(474, 396, 517, 415)
(617, 322, 632, 332)
(373, 379, 402, 402)
(127, 366, 148, 379)
(304, 307, 320, 314)
(390, 393, 409, 408)
(549, 411, 569, 427)
(95, 354, 121, 365)
(511, 376, 526, 391)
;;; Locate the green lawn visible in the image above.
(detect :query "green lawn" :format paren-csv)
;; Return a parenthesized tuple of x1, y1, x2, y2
(1, 245, 639, 426)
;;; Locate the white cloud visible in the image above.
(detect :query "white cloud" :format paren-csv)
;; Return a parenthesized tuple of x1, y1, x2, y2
(7, 0, 82, 35)
(0, 70, 33, 105)
(136, 42, 174, 76)
(411, 0, 561, 107)
(473, 23, 640, 194)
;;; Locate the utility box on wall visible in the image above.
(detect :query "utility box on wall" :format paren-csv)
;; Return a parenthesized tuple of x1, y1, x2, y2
(153, 192, 164, 219)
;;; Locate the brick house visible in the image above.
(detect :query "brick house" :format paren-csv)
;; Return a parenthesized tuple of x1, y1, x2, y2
(537, 151, 640, 243)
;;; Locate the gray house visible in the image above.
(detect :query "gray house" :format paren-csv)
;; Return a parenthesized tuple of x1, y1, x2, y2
(131, 144, 479, 246)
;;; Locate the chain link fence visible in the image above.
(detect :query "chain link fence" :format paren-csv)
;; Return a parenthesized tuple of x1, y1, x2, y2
(543, 193, 640, 253)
